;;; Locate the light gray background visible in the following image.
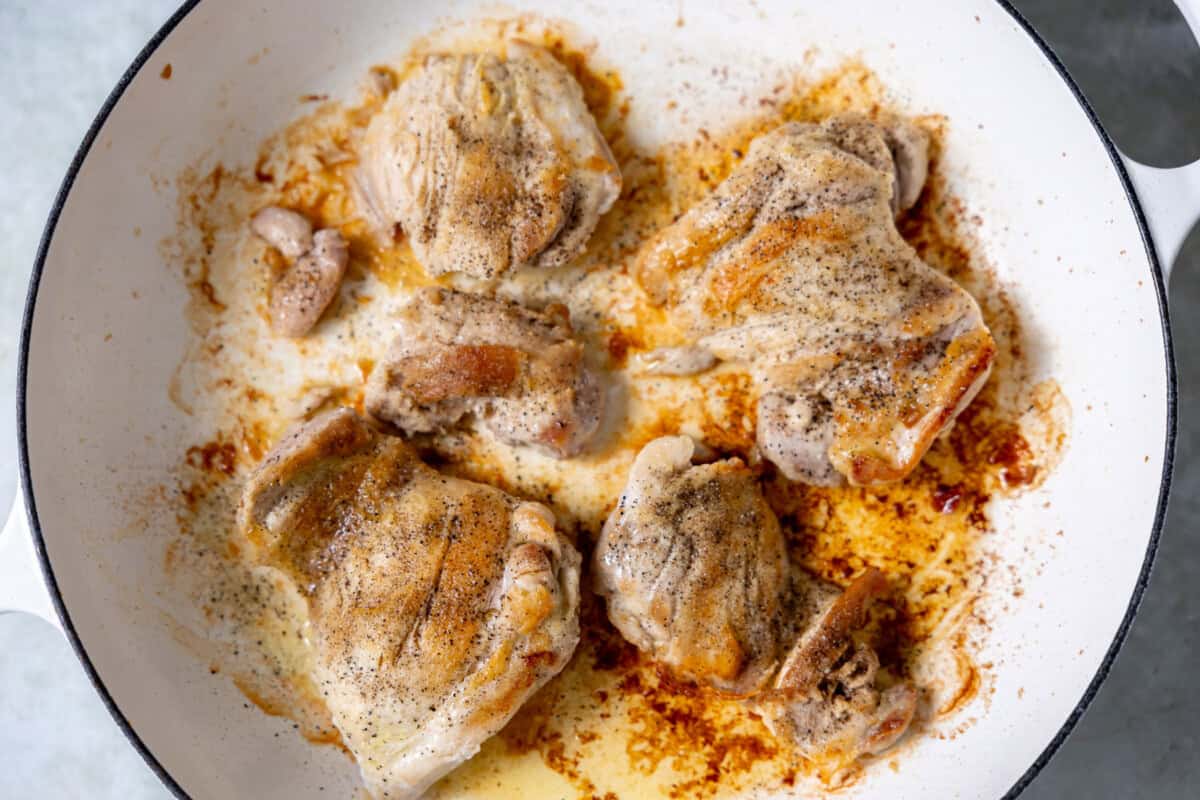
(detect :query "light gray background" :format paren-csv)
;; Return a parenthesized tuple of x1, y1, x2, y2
(0, 1, 1196, 797)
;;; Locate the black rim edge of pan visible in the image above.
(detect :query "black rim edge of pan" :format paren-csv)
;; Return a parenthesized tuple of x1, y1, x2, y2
(14, 2, 1178, 798)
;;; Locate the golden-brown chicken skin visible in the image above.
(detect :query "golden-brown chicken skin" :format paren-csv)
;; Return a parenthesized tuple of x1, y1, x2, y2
(365, 287, 604, 458)
(238, 408, 581, 799)
(635, 114, 994, 486)
(357, 41, 621, 281)
(595, 436, 916, 760)
(593, 435, 789, 695)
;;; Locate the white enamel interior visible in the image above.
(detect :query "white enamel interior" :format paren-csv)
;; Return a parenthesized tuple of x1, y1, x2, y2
(21, 0, 1171, 798)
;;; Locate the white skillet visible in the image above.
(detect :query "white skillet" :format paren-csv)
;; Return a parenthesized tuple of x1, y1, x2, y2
(1, 1, 1196, 797)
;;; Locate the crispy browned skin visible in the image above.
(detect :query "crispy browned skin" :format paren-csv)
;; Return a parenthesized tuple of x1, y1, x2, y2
(238, 408, 581, 799)
(593, 435, 789, 694)
(365, 287, 604, 458)
(357, 41, 621, 280)
(394, 344, 523, 404)
(595, 436, 915, 760)
(635, 114, 995, 486)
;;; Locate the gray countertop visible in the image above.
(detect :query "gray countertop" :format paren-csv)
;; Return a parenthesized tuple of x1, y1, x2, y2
(1, 1, 1197, 797)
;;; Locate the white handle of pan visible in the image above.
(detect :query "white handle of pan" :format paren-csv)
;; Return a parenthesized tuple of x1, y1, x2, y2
(0, 487, 62, 631)
(1119, 0, 1200, 282)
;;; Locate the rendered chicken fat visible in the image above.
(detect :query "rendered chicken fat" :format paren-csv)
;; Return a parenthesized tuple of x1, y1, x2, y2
(214, 44, 1004, 791)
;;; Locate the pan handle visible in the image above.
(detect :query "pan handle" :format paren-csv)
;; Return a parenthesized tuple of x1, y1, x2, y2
(1119, 0, 1200, 282)
(0, 488, 62, 630)
(1122, 157, 1200, 281)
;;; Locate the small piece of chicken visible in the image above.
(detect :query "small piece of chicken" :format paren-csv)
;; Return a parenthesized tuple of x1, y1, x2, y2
(269, 228, 349, 337)
(365, 287, 604, 458)
(250, 206, 349, 337)
(595, 436, 914, 759)
(753, 569, 918, 760)
(239, 408, 581, 799)
(357, 41, 621, 280)
(593, 436, 789, 694)
(635, 114, 994, 486)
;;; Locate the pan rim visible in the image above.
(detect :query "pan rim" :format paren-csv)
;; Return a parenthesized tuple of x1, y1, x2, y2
(13, 1, 1177, 798)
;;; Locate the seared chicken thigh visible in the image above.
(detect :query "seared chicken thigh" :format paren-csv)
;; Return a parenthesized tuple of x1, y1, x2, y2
(239, 409, 581, 799)
(635, 114, 994, 486)
(365, 287, 604, 458)
(358, 41, 621, 280)
(593, 436, 789, 694)
(595, 436, 915, 758)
